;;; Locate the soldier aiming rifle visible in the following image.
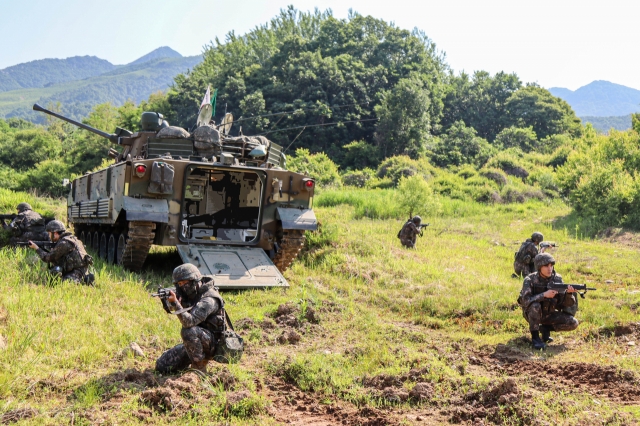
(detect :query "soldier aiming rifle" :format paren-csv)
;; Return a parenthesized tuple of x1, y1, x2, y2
(518, 253, 596, 349)
(1, 203, 50, 246)
(397, 215, 429, 249)
(154, 264, 243, 374)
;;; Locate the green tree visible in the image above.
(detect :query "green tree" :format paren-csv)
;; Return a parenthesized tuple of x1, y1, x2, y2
(0, 128, 61, 171)
(494, 126, 538, 152)
(287, 148, 341, 187)
(167, 8, 447, 164)
(397, 175, 440, 218)
(505, 86, 582, 140)
(374, 75, 432, 158)
(430, 121, 494, 167)
(441, 71, 522, 141)
(65, 103, 119, 174)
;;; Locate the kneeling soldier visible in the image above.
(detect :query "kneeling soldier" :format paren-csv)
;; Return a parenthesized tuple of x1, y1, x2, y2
(156, 264, 225, 374)
(518, 253, 579, 349)
(28, 220, 91, 284)
(7, 202, 49, 246)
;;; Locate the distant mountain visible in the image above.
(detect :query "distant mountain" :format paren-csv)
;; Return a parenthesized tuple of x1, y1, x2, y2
(580, 114, 632, 133)
(128, 46, 182, 66)
(0, 56, 115, 92)
(0, 48, 202, 123)
(549, 81, 640, 116)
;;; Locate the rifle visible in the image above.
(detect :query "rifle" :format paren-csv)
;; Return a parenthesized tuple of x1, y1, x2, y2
(540, 242, 558, 249)
(151, 287, 193, 315)
(417, 223, 430, 237)
(15, 241, 55, 251)
(548, 282, 597, 299)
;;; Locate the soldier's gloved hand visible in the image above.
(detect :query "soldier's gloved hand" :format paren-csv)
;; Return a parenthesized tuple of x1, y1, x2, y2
(543, 289, 558, 298)
(27, 241, 38, 250)
(566, 285, 576, 293)
(167, 290, 178, 303)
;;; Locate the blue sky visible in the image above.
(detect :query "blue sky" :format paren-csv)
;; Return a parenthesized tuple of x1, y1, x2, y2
(1, 0, 637, 90)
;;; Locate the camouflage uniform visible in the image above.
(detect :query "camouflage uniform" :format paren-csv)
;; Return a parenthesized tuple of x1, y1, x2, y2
(399, 221, 420, 248)
(519, 272, 579, 332)
(8, 209, 48, 245)
(514, 239, 539, 276)
(35, 232, 89, 283)
(156, 277, 225, 374)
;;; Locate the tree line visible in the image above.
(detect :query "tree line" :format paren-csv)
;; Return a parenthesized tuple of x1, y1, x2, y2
(3, 7, 640, 232)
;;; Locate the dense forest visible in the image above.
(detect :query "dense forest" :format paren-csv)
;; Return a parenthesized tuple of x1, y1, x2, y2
(1, 7, 639, 232)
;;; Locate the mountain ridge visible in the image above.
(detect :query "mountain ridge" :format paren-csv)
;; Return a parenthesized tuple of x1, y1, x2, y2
(0, 47, 201, 123)
(549, 80, 640, 117)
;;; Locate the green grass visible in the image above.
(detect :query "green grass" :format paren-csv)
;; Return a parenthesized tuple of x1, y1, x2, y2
(1, 188, 640, 424)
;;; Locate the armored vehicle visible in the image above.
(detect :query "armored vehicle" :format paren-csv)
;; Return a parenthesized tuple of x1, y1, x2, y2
(33, 103, 317, 289)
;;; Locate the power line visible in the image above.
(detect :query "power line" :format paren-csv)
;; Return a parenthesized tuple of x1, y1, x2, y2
(231, 101, 371, 125)
(256, 118, 379, 137)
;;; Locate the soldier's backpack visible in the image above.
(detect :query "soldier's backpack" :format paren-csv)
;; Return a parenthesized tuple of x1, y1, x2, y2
(213, 311, 244, 364)
(514, 241, 532, 263)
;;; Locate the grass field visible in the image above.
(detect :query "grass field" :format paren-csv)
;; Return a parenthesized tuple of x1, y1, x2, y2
(1, 188, 640, 425)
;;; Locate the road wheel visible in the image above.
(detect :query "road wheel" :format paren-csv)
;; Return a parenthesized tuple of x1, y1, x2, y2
(79, 230, 86, 245)
(107, 233, 118, 264)
(116, 233, 127, 265)
(92, 231, 100, 252)
(99, 232, 108, 259)
(85, 232, 92, 250)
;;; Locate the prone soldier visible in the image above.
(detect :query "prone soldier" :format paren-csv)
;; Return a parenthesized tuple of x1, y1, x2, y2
(3, 203, 49, 246)
(155, 264, 226, 374)
(518, 253, 579, 349)
(27, 220, 93, 284)
(513, 232, 546, 277)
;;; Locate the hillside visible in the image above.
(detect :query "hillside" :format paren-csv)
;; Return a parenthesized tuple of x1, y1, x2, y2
(549, 80, 640, 116)
(1, 188, 640, 424)
(0, 47, 202, 123)
(581, 114, 632, 133)
(0, 55, 202, 123)
(0, 56, 115, 92)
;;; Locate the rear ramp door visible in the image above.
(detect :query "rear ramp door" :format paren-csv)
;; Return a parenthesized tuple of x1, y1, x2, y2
(176, 245, 289, 290)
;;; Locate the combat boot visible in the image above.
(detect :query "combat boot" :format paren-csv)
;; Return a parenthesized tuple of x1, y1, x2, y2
(540, 325, 554, 343)
(530, 331, 546, 350)
(191, 359, 208, 374)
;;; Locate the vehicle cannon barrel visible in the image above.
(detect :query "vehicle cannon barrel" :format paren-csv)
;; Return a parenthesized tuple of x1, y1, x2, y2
(33, 103, 120, 143)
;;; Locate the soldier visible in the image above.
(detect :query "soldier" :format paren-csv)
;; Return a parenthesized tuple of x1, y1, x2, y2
(518, 253, 579, 349)
(513, 232, 546, 277)
(398, 216, 422, 249)
(6, 202, 49, 246)
(155, 264, 226, 374)
(28, 220, 92, 284)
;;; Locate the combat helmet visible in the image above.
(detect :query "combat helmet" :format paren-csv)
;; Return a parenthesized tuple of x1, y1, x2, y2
(534, 253, 555, 270)
(16, 202, 32, 212)
(172, 263, 202, 283)
(531, 232, 544, 243)
(45, 220, 66, 233)
(412, 215, 422, 225)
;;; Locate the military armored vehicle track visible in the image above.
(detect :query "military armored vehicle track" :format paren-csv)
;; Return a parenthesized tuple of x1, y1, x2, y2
(33, 103, 317, 289)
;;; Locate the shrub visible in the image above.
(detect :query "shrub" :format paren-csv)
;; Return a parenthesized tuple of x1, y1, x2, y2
(494, 126, 538, 152)
(397, 175, 441, 218)
(288, 148, 342, 188)
(479, 168, 508, 186)
(376, 155, 432, 185)
(342, 168, 376, 188)
(429, 121, 494, 167)
(19, 160, 73, 197)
